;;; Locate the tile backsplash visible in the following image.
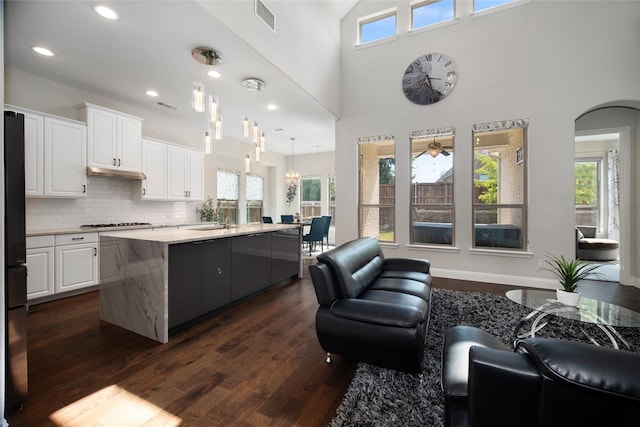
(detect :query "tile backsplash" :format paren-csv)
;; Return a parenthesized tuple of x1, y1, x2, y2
(26, 177, 199, 231)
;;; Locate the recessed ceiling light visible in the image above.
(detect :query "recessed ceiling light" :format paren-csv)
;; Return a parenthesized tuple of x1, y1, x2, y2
(146, 90, 159, 97)
(207, 70, 221, 79)
(266, 104, 278, 111)
(94, 5, 119, 20)
(32, 46, 54, 57)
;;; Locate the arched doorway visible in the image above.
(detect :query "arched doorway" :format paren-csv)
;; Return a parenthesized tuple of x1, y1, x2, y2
(575, 103, 639, 287)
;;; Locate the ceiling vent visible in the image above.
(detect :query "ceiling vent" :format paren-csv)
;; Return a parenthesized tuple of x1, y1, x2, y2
(155, 101, 178, 111)
(255, 0, 276, 33)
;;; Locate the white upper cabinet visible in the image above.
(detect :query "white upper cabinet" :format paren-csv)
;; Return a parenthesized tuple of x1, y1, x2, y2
(141, 138, 168, 200)
(80, 103, 142, 172)
(44, 117, 88, 198)
(167, 145, 203, 201)
(21, 109, 44, 197)
(7, 105, 87, 199)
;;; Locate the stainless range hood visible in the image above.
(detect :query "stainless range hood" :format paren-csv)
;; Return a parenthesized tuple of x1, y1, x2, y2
(86, 166, 146, 180)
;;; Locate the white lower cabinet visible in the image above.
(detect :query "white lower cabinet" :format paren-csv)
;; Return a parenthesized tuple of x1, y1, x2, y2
(26, 235, 55, 300)
(54, 233, 99, 294)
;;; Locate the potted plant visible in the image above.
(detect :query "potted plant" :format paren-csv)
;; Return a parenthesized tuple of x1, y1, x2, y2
(197, 197, 221, 223)
(542, 253, 603, 306)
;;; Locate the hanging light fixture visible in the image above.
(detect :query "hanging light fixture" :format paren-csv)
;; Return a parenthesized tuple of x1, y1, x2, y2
(285, 138, 300, 187)
(428, 138, 441, 158)
(255, 143, 261, 162)
(191, 47, 222, 114)
(209, 95, 219, 122)
(245, 153, 251, 173)
(192, 80, 205, 113)
(241, 78, 265, 142)
(242, 114, 250, 137)
(260, 132, 266, 152)
(204, 129, 212, 154)
(214, 116, 223, 140)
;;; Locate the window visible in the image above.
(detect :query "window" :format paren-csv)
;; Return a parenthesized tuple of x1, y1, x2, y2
(575, 159, 601, 228)
(217, 169, 239, 225)
(472, 120, 527, 250)
(359, 135, 395, 242)
(328, 175, 336, 226)
(301, 175, 321, 220)
(474, 0, 516, 13)
(246, 173, 264, 224)
(411, 0, 455, 30)
(410, 130, 454, 245)
(358, 9, 397, 44)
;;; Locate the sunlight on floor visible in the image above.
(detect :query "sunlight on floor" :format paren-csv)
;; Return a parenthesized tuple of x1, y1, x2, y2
(49, 385, 182, 426)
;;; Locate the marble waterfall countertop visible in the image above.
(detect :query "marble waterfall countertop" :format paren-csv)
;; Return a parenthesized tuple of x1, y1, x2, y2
(98, 223, 301, 244)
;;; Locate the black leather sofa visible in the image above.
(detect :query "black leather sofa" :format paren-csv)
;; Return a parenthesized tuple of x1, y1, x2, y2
(442, 325, 640, 427)
(309, 237, 432, 373)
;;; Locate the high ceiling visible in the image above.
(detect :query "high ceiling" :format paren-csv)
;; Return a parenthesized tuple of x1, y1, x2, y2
(4, 1, 357, 156)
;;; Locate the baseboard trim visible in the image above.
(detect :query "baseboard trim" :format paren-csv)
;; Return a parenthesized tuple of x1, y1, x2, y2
(430, 267, 556, 290)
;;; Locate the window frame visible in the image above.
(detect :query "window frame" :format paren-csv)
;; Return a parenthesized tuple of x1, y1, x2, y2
(357, 7, 398, 45)
(328, 175, 336, 226)
(471, 119, 528, 251)
(574, 157, 603, 232)
(358, 135, 396, 243)
(409, 128, 455, 246)
(411, 0, 455, 31)
(245, 173, 264, 224)
(300, 175, 322, 220)
(217, 168, 240, 225)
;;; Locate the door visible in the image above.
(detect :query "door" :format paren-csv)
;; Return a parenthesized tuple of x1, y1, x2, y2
(21, 111, 44, 197)
(44, 117, 87, 198)
(55, 243, 98, 293)
(141, 139, 167, 200)
(117, 114, 142, 171)
(87, 107, 117, 169)
(26, 248, 55, 299)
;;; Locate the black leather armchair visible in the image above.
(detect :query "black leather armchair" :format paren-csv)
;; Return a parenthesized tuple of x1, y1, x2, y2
(442, 326, 640, 427)
(309, 237, 432, 372)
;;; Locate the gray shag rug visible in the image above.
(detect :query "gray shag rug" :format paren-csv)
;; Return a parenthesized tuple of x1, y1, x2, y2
(330, 288, 640, 427)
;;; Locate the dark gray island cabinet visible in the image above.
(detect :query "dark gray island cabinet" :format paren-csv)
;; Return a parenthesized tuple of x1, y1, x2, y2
(99, 224, 300, 343)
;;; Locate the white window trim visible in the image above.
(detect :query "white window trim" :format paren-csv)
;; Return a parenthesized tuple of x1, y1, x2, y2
(410, 0, 456, 31)
(471, 0, 532, 19)
(357, 7, 398, 46)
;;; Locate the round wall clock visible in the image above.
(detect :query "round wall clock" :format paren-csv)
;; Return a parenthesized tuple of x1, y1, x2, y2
(402, 53, 458, 105)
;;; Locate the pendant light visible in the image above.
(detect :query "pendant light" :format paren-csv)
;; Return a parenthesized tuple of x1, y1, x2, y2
(255, 143, 261, 162)
(191, 46, 222, 115)
(204, 129, 212, 154)
(245, 153, 251, 173)
(242, 114, 250, 137)
(214, 116, 223, 140)
(192, 80, 205, 113)
(285, 138, 300, 187)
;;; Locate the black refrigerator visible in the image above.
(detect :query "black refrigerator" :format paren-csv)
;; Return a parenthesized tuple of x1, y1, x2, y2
(4, 110, 28, 415)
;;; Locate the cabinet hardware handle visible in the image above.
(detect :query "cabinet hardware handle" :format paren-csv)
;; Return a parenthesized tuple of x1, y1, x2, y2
(118, 158, 121, 166)
(93, 248, 97, 256)
(113, 158, 117, 166)
(142, 188, 146, 195)
(82, 184, 87, 193)
(72, 237, 84, 241)
(193, 241, 204, 245)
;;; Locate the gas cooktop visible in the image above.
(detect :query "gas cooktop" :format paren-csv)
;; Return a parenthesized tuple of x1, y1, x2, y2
(80, 222, 152, 229)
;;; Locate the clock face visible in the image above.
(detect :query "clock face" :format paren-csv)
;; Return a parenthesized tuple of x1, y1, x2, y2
(402, 53, 458, 105)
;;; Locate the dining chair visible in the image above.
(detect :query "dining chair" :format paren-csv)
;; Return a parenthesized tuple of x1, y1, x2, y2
(302, 217, 325, 255)
(262, 216, 273, 224)
(281, 214, 294, 223)
(321, 215, 332, 250)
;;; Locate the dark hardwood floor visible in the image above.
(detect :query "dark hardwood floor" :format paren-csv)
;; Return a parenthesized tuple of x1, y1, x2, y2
(8, 275, 640, 426)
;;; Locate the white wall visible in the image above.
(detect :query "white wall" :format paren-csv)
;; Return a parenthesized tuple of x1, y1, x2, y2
(198, 0, 341, 118)
(337, 1, 640, 288)
(5, 68, 295, 226)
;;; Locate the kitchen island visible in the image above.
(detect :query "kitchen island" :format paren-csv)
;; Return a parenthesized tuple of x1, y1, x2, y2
(99, 224, 301, 343)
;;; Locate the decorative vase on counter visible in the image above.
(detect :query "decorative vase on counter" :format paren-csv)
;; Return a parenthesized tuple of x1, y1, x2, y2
(556, 289, 581, 307)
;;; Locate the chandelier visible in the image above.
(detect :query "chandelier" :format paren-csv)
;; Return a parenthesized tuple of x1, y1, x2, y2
(285, 137, 300, 187)
(242, 78, 267, 160)
(191, 46, 223, 152)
